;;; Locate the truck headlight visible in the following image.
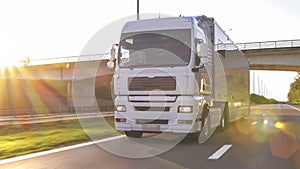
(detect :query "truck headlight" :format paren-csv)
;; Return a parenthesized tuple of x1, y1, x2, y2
(178, 106, 193, 113)
(116, 105, 126, 112)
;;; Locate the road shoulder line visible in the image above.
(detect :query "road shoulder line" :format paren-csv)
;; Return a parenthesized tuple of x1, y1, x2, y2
(0, 135, 125, 165)
(287, 105, 300, 112)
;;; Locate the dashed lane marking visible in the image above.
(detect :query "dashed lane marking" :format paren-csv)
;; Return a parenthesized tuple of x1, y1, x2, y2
(251, 121, 258, 126)
(208, 144, 232, 160)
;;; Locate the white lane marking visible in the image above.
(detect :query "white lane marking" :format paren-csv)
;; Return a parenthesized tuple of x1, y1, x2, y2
(251, 121, 258, 126)
(208, 144, 232, 160)
(0, 135, 125, 165)
(287, 105, 300, 112)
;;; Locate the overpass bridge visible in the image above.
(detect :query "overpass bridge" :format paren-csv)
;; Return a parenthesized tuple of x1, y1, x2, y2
(220, 39, 300, 71)
(0, 39, 299, 116)
(8, 39, 299, 81)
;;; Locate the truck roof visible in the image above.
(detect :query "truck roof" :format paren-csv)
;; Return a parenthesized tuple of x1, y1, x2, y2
(122, 17, 195, 33)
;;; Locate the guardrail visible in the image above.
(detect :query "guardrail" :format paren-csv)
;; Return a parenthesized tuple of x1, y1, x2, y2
(25, 39, 300, 65)
(217, 39, 300, 51)
(0, 106, 114, 118)
(236, 39, 300, 50)
(25, 53, 109, 66)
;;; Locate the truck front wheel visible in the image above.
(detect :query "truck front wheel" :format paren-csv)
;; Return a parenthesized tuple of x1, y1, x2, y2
(219, 102, 229, 131)
(125, 131, 143, 138)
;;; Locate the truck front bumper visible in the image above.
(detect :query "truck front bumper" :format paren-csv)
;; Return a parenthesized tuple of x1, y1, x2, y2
(115, 112, 201, 133)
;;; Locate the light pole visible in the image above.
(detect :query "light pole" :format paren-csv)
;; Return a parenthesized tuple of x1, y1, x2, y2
(253, 71, 255, 94)
(137, 0, 140, 20)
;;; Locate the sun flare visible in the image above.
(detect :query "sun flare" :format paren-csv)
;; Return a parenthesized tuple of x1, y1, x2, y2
(0, 57, 25, 68)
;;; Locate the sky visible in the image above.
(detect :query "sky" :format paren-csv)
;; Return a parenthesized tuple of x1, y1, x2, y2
(0, 0, 299, 101)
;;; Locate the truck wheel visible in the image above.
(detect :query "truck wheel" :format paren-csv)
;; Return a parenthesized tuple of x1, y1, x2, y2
(182, 132, 200, 143)
(219, 103, 229, 131)
(198, 112, 211, 143)
(201, 104, 210, 136)
(202, 114, 210, 136)
(201, 104, 209, 129)
(125, 131, 143, 138)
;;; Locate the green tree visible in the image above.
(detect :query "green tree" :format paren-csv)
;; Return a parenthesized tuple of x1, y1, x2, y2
(288, 72, 300, 104)
(250, 93, 278, 105)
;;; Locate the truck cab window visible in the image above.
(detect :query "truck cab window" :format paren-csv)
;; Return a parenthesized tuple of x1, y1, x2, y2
(118, 29, 191, 68)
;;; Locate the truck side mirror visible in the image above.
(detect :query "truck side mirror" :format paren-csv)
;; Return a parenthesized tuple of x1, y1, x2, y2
(107, 44, 118, 70)
(195, 38, 208, 60)
(193, 39, 207, 72)
(199, 43, 208, 58)
(107, 60, 115, 69)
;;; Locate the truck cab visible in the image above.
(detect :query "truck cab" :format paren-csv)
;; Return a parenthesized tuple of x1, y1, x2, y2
(109, 16, 249, 139)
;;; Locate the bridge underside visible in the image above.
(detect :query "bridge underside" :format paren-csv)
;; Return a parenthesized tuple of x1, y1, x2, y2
(243, 47, 300, 72)
(250, 64, 300, 71)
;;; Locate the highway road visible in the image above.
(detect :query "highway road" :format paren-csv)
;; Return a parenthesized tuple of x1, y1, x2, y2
(1, 104, 300, 169)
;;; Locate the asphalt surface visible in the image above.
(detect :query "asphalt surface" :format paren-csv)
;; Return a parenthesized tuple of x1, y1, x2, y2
(1, 104, 300, 169)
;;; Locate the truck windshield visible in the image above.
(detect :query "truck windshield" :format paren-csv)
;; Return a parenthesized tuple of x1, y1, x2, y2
(118, 29, 191, 68)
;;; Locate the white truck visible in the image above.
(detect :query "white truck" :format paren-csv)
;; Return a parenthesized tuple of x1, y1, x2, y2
(108, 15, 250, 139)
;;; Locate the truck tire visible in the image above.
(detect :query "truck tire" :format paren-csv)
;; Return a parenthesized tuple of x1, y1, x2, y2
(201, 104, 210, 136)
(182, 132, 200, 143)
(201, 104, 209, 129)
(202, 113, 210, 136)
(125, 131, 143, 138)
(219, 102, 229, 131)
(199, 109, 211, 143)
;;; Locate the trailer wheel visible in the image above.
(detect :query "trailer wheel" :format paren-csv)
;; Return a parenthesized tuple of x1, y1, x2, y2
(125, 131, 143, 138)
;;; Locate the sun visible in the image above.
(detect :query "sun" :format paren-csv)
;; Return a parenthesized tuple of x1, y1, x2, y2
(0, 57, 26, 68)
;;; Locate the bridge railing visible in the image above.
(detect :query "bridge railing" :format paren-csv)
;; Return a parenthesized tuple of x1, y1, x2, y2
(25, 39, 300, 65)
(26, 53, 109, 66)
(0, 106, 114, 118)
(217, 39, 300, 51)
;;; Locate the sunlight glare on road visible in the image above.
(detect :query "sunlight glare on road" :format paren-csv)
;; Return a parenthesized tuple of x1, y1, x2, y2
(274, 121, 285, 129)
(263, 119, 269, 125)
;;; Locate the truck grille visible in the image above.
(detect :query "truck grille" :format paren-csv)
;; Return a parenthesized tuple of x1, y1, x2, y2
(136, 119, 169, 124)
(128, 76, 176, 91)
(134, 107, 170, 112)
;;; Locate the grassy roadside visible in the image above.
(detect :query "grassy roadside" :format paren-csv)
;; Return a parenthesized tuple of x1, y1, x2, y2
(0, 116, 120, 160)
